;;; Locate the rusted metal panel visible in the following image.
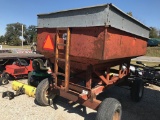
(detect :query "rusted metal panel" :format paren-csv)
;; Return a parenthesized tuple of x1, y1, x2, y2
(52, 84, 101, 110)
(37, 26, 147, 73)
(70, 27, 104, 60)
(103, 27, 147, 60)
(37, 27, 104, 60)
(37, 27, 147, 61)
(37, 28, 56, 57)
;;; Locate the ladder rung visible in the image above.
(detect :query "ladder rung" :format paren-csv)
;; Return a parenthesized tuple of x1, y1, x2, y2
(56, 58, 66, 62)
(56, 43, 66, 46)
(56, 72, 65, 76)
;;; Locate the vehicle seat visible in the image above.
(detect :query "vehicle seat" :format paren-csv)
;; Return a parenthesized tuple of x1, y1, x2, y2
(18, 59, 29, 66)
(32, 59, 48, 72)
(13, 59, 29, 66)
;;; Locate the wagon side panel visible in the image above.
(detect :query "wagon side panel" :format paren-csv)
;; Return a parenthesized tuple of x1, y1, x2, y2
(70, 27, 104, 60)
(103, 27, 147, 60)
(37, 28, 56, 58)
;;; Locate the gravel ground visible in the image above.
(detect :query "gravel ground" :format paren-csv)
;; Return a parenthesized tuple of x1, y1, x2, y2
(0, 79, 160, 120)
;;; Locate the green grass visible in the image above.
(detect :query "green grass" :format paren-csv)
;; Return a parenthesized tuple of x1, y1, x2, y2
(2, 45, 30, 49)
(146, 47, 160, 57)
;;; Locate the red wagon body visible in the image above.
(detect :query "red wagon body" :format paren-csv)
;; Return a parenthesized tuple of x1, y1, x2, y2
(37, 26, 147, 71)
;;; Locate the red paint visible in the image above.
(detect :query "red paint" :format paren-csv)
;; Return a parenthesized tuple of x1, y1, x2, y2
(37, 27, 147, 72)
(4, 59, 33, 78)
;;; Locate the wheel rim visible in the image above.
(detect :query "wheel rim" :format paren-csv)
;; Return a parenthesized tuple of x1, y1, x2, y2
(44, 87, 56, 104)
(1, 73, 9, 85)
(113, 110, 120, 120)
(139, 85, 143, 98)
(2, 78, 9, 85)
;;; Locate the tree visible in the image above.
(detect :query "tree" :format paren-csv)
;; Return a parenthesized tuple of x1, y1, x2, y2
(127, 12, 133, 17)
(0, 35, 5, 44)
(24, 25, 37, 44)
(149, 27, 159, 38)
(5, 22, 27, 45)
(158, 30, 160, 38)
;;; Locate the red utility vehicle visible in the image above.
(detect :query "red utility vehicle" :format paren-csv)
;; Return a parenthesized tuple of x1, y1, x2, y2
(0, 58, 33, 85)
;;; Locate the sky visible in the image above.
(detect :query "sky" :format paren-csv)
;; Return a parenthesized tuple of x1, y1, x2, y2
(0, 0, 160, 36)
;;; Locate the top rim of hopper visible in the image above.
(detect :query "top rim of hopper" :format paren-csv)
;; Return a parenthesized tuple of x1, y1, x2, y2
(37, 3, 150, 38)
(37, 3, 150, 30)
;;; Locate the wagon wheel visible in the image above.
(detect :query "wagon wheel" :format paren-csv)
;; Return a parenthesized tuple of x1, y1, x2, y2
(28, 71, 34, 86)
(35, 78, 56, 106)
(130, 78, 144, 102)
(156, 80, 160, 86)
(0, 72, 10, 85)
(154, 70, 160, 86)
(95, 98, 122, 120)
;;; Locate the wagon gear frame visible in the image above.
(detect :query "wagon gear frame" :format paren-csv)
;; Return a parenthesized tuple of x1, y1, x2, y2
(35, 27, 136, 109)
(44, 28, 131, 110)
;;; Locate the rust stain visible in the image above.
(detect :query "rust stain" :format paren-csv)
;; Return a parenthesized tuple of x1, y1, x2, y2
(103, 27, 147, 60)
(37, 27, 147, 72)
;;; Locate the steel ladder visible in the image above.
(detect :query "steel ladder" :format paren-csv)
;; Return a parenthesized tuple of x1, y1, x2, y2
(54, 28, 70, 91)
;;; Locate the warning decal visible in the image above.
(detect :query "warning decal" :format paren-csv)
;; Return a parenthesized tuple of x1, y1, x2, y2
(43, 35, 54, 50)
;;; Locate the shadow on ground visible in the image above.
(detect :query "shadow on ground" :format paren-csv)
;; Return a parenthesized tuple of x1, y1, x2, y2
(34, 85, 160, 120)
(97, 86, 160, 120)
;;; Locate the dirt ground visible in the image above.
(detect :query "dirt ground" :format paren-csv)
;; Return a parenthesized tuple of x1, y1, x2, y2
(0, 79, 160, 120)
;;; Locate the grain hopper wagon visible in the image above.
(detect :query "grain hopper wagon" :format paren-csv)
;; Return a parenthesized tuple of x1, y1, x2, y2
(32, 3, 150, 120)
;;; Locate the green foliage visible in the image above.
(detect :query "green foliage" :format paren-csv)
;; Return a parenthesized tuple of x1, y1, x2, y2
(9, 39, 21, 46)
(24, 25, 37, 44)
(127, 12, 133, 17)
(149, 27, 159, 38)
(0, 35, 5, 44)
(4, 22, 26, 46)
(0, 22, 37, 46)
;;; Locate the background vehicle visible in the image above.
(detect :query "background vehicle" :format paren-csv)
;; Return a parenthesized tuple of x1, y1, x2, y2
(28, 58, 51, 87)
(0, 58, 33, 85)
(0, 52, 44, 85)
(147, 38, 160, 47)
(130, 61, 160, 86)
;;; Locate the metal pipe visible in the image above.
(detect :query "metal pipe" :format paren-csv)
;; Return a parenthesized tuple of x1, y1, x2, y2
(22, 25, 23, 48)
(65, 28, 70, 91)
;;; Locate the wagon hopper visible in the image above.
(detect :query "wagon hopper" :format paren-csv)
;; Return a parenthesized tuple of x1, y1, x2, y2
(35, 3, 150, 119)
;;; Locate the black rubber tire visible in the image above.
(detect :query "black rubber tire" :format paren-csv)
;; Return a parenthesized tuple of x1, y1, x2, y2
(130, 78, 144, 102)
(0, 72, 10, 85)
(156, 80, 160, 86)
(28, 72, 33, 85)
(95, 98, 122, 120)
(35, 78, 56, 106)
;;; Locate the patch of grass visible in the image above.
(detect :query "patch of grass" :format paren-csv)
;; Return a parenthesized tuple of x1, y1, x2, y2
(2, 45, 30, 49)
(146, 47, 160, 57)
